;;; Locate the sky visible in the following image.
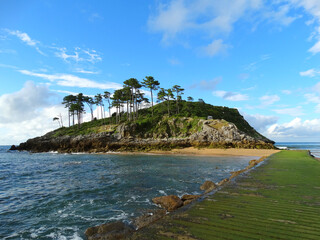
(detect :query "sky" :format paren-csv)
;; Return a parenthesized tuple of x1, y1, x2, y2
(1, 0, 320, 144)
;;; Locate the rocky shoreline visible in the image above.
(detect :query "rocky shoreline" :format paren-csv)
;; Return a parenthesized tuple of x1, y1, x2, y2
(12, 119, 275, 153)
(85, 155, 268, 240)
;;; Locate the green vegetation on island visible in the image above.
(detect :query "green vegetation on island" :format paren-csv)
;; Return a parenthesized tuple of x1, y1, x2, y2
(131, 150, 320, 239)
(52, 100, 270, 142)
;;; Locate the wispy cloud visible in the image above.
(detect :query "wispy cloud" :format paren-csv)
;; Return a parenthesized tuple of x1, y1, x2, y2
(300, 68, 319, 77)
(0, 63, 18, 69)
(6, 29, 44, 55)
(199, 39, 230, 57)
(282, 90, 292, 95)
(89, 13, 104, 22)
(74, 68, 99, 74)
(19, 70, 121, 90)
(168, 57, 181, 65)
(54, 47, 102, 63)
(213, 90, 249, 101)
(259, 94, 280, 106)
(273, 106, 304, 116)
(189, 77, 221, 90)
(245, 54, 271, 71)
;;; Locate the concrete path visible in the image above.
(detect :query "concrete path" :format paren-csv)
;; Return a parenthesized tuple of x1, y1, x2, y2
(131, 151, 320, 239)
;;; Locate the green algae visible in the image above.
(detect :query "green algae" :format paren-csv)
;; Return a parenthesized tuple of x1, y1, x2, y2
(131, 151, 320, 239)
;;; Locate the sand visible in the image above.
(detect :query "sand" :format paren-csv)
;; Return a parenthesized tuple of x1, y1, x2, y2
(148, 147, 280, 157)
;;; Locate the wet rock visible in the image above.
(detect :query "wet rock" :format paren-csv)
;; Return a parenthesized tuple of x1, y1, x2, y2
(229, 169, 247, 180)
(9, 145, 17, 150)
(249, 159, 258, 166)
(133, 209, 166, 229)
(152, 195, 183, 211)
(217, 178, 229, 186)
(85, 221, 134, 240)
(181, 194, 201, 206)
(200, 181, 217, 193)
(181, 194, 201, 201)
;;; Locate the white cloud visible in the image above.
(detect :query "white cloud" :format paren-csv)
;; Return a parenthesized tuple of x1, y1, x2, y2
(241, 112, 278, 132)
(0, 81, 53, 124)
(259, 94, 280, 106)
(0, 81, 68, 144)
(273, 106, 304, 116)
(54, 47, 102, 63)
(265, 3, 300, 26)
(304, 92, 320, 112)
(308, 40, 320, 54)
(74, 68, 99, 74)
(213, 90, 249, 101)
(19, 70, 122, 90)
(266, 117, 320, 141)
(300, 68, 319, 77)
(200, 39, 230, 57)
(148, 0, 263, 43)
(244, 54, 271, 71)
(7, 30, 37, 46)
(0, 104, 67, 145)
(7, 29, 44, 55)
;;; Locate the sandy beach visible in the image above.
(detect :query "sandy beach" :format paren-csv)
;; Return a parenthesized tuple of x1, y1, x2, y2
(148, 147, 280, 157)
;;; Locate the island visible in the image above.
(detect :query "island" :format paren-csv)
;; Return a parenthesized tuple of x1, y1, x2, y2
(13, 100, 275, 153)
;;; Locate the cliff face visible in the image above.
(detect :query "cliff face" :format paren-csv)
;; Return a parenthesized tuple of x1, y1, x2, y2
(16, 118, 274, 153)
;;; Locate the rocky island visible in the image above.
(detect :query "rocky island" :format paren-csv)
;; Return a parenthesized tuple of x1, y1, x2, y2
(14, 100, 275, 153)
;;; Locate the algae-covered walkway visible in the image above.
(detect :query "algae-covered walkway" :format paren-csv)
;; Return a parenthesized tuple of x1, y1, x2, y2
(131, 151, 320, 239)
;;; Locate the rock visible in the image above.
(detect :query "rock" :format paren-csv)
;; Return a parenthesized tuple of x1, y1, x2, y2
(181, 194, 201, 206)
(200, 181, 217, 193)
(217, 178, 229, 186)
(152, 195, 183, 211)
(181, 194, 201, 201)
(85, 221, 133, 240)
(9, 145, 17, 150)
(249, 159, 258, 166)
(133, 209, 166, 229)
(229, 169, 246, 180)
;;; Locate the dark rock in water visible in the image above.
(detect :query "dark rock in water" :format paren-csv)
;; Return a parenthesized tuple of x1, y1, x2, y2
(85, 221, 134, 240)
(133, 209, 166, 229)
(9, 145, 17, 150)
(200, 180, 217, 193)
(152, 195, 183, 211)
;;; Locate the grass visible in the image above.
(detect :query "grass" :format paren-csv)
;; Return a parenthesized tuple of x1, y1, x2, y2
(131, 151, 320, 239)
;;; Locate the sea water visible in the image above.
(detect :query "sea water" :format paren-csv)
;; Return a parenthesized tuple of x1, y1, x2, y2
(275, 142, 320, 157)
(0, 146, 256, 239)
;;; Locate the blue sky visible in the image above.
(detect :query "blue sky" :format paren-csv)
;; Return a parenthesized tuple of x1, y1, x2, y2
(1, 0, 320, 144)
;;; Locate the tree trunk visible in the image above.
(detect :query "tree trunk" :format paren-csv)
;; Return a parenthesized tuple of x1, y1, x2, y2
(151, 89, 153, 117)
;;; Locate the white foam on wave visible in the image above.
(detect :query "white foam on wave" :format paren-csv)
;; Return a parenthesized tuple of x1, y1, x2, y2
(158, 190, 166, 195)
(48, 151, 58, 154)
(71, 232, 83, 240)
(108, 209, 128, 221)
(64, 161, 82, 165)
(277, 146, 288, 150)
